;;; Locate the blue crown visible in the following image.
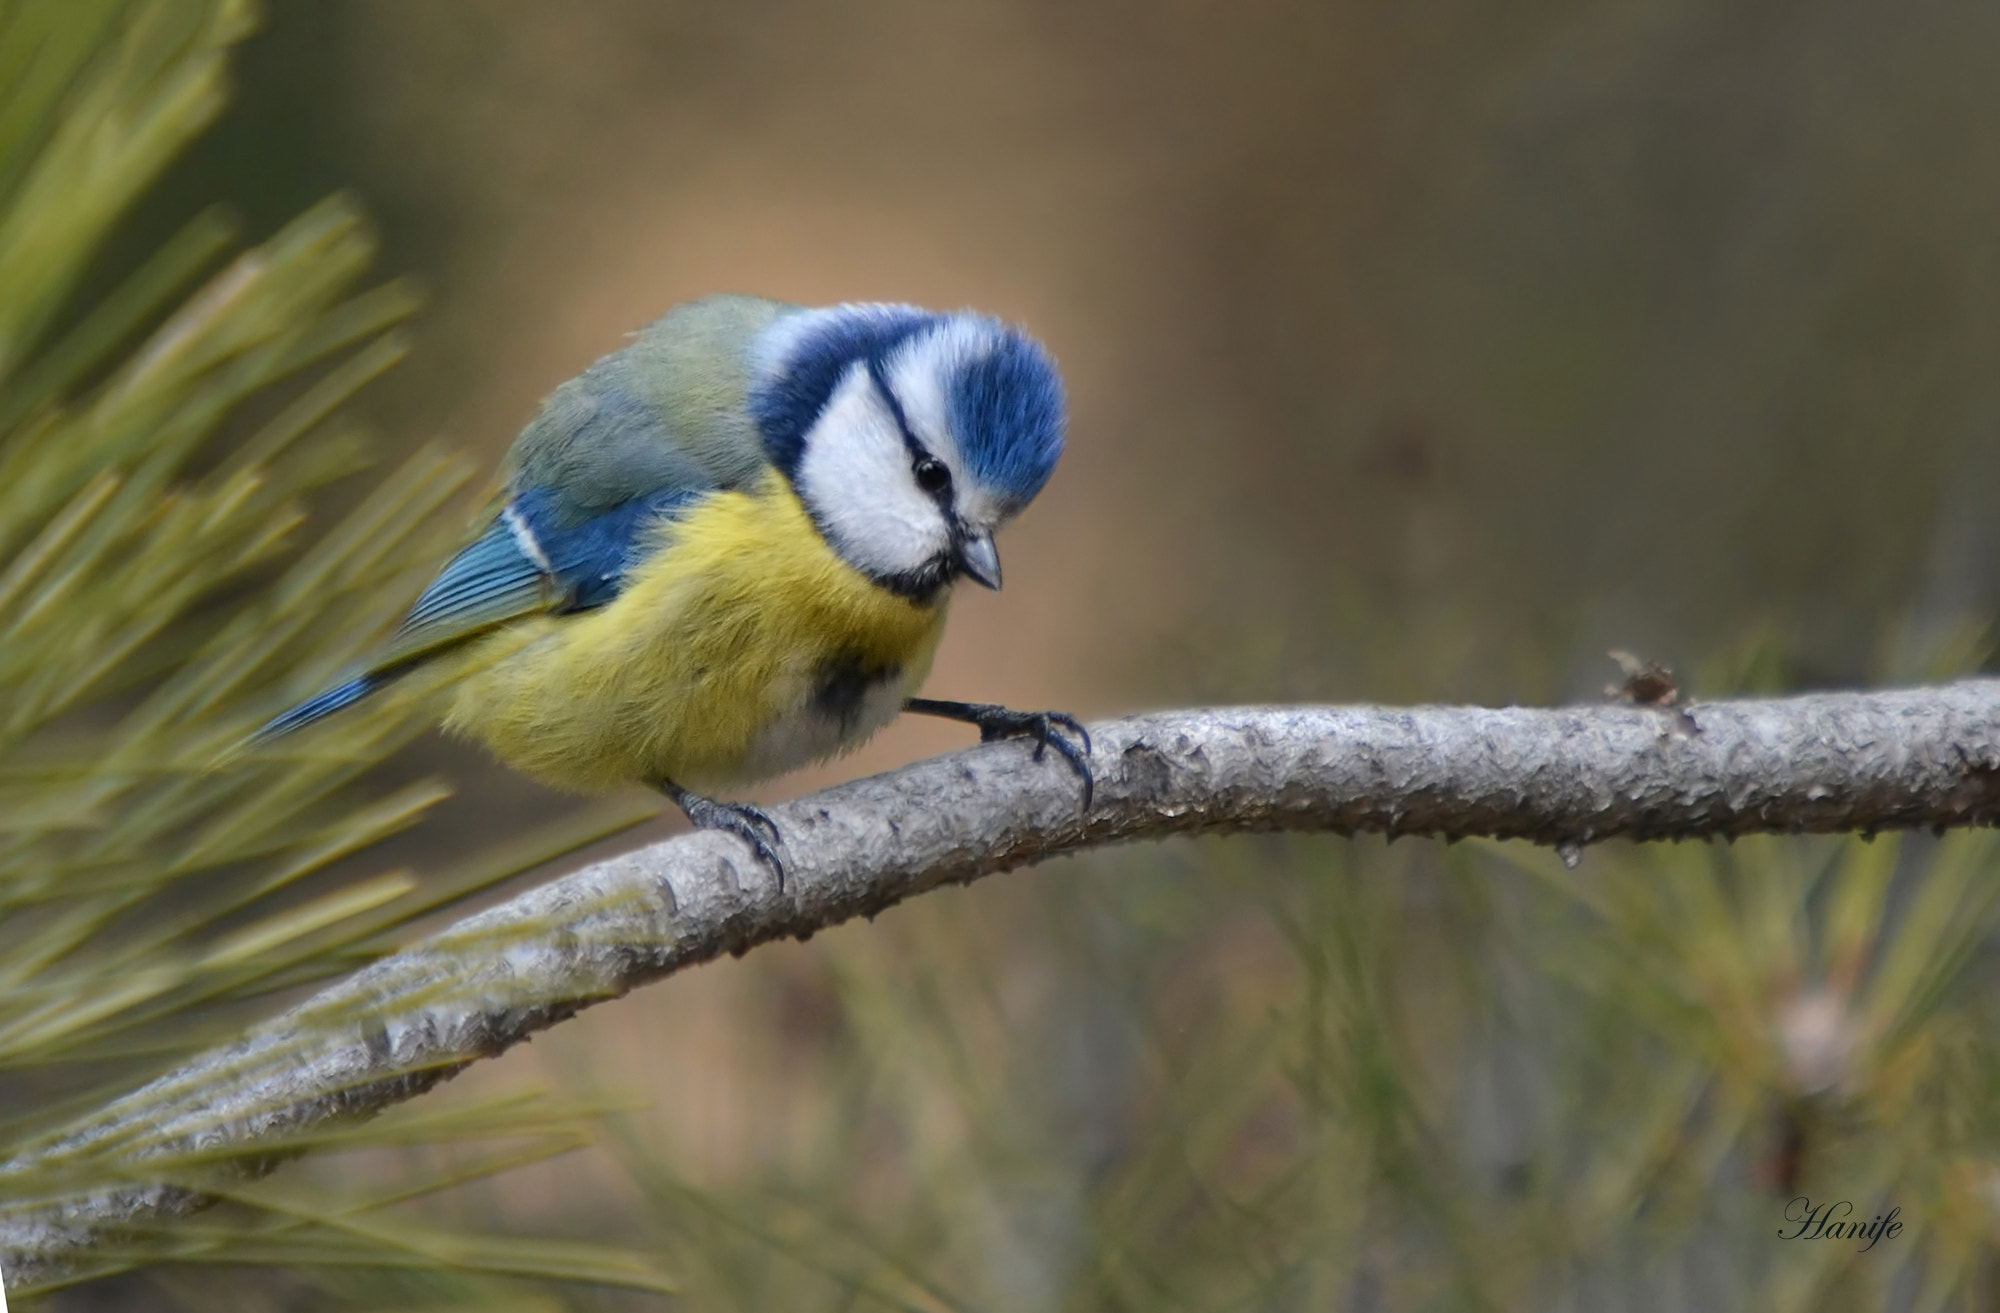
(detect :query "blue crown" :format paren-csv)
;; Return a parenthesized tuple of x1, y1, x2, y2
(944, 321, 1065, 508)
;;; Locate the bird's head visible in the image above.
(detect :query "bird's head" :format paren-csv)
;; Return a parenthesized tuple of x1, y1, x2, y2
(750, 304, 1066, 601)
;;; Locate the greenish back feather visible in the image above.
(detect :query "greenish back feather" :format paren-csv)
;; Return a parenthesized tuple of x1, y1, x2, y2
(508, 294, 799, 525)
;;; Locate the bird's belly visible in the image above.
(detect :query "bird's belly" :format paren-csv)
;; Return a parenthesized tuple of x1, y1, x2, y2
(739, 657, 923, 783)
(443, 479, 947, 794)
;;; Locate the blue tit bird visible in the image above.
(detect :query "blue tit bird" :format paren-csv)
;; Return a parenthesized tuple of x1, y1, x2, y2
(257, 294, 1091, 878)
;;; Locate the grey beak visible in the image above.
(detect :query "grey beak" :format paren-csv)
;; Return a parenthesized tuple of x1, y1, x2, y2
(957, 530, 1003, 590)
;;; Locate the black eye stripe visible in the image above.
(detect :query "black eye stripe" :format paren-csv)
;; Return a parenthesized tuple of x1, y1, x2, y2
(867, 355, 956, 504)
(865, 357, 928, 460)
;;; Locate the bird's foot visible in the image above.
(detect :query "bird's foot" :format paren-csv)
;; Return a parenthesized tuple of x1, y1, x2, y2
(903, 698, 1094, 811)
(660, 782, 786, 887)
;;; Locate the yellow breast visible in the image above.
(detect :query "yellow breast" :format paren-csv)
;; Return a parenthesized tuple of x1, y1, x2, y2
(443, 471, 948, 792)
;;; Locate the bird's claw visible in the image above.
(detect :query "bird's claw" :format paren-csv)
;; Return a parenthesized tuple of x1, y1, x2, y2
(662, 784, 787, 887)
(969, 705, 1095, 812)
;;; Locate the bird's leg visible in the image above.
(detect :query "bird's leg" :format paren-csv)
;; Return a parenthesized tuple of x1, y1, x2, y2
(658, 780, 786, 886)
(903, 698, 1094, 811)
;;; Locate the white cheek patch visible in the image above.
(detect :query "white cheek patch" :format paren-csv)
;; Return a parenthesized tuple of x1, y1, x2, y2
(883, 319, 993, 488)
(795, 363, 952, 579)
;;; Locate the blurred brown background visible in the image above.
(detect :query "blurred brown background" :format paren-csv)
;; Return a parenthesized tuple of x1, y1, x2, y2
(168, 0, 2000, 721)
(112, 1, 2000, 1305)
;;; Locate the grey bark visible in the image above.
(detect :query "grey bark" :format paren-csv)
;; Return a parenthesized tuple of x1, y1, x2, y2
(9, 681, 2000, 1283)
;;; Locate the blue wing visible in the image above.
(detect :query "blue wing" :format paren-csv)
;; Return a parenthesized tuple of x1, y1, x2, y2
(385, 514, 555, 660)
(254, 486, 696, 742)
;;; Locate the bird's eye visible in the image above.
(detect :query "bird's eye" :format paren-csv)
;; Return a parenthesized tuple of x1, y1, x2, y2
(913, 456, 951, 495)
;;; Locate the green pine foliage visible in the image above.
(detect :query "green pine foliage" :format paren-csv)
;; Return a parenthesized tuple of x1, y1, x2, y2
(0, 1, 667, 1301)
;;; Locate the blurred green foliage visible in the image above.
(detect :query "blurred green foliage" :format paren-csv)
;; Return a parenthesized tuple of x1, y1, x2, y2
(0, 1, 667, 1302)
(453, 827, 1999, 1312)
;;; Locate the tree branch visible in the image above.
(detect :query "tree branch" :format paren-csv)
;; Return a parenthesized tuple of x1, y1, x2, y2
(10, 680, 2000, 1281)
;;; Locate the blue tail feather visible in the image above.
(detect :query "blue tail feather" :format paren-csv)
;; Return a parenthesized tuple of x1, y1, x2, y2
(250, 487, 690, 751)
(253, 671, 398, 745)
